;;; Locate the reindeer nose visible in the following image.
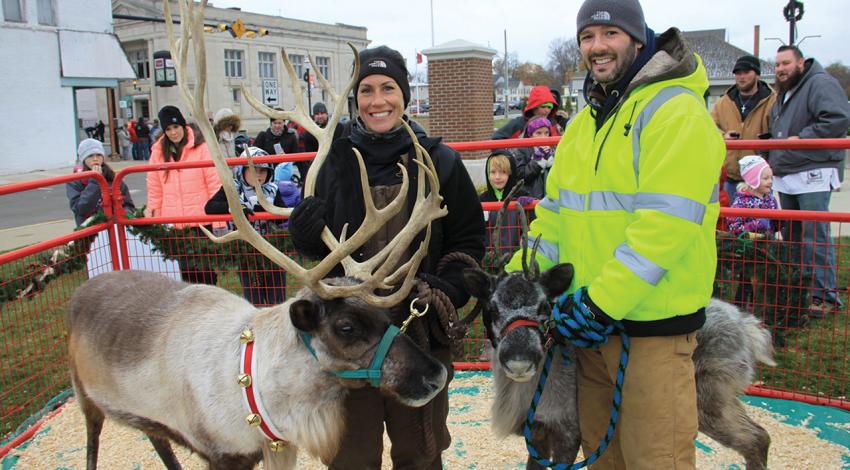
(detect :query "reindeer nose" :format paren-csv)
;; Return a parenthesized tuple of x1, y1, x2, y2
(504, 359, 536, 380)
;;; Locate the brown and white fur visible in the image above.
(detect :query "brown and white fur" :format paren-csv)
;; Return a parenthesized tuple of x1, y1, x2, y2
(464, 263, 776, 470)
(68, 270, 447, 470)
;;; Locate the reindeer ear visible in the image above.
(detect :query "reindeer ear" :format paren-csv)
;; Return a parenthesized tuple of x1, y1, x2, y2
(463, 268, 493, 300)
(290, 299, 321, 332)
(539, 263, 574, 298)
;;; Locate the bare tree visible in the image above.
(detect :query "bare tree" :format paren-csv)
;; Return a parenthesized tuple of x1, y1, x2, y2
(546, 37, 582, 89)
(826, 62, 850, 99)
(492, 51, 519, 77)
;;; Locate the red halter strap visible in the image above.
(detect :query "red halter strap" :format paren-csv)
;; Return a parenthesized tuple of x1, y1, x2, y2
(501, 319, 541, 338)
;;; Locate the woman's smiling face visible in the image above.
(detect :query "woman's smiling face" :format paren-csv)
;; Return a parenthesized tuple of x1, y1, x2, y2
(357, 74, 404, 134)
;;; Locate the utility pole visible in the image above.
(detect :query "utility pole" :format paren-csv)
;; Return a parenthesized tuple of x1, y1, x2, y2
(430, 0, 435, 47)
(783, 0, 804, 45)
(503, 29, 508, 118)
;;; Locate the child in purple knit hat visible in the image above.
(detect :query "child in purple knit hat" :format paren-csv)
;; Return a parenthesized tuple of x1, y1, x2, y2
(512, 117, 555, 199)
(525, 117, 555, 162)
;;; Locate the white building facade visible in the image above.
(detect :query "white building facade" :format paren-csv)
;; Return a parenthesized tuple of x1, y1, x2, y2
(112, 0, 369, 135)
(0, 0, 134, 173)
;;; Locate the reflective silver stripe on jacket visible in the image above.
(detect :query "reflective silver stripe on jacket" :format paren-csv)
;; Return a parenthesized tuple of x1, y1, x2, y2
(614, 242, 666, 286)
(635, 192, 706, 225)
(537, 195, 560, 214)
(631, 86, 700, 184)
(532, 238, 559, 264)
(560, 189, 720, 225)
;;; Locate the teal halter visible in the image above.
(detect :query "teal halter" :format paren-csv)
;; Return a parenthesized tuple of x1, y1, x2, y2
(299, 324, 401, 387)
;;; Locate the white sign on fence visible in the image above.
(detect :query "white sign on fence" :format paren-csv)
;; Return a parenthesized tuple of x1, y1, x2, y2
(263, 79, 279, 106)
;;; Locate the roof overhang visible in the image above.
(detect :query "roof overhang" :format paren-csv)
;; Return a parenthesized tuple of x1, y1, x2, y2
(59, 30, 136, 87)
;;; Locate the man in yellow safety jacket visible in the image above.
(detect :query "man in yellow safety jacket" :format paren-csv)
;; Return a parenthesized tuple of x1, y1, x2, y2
(506, 0, 724, 468)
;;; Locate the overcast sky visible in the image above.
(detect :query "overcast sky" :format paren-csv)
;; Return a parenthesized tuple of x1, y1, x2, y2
(212, 0, 850, 73)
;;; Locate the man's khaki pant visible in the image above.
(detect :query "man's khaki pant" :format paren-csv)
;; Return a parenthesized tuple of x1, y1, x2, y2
(576, 333, 699, 469)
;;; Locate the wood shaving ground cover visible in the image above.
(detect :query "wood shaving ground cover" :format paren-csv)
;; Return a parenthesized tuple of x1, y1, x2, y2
(5, 371, 848, 469)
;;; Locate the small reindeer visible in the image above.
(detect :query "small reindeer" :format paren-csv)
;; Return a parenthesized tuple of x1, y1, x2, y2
(463, 202, 776, 470)
(68, 1, 449, 469)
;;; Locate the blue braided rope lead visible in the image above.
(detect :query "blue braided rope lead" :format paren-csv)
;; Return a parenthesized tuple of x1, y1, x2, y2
(523, 291, 631, 469)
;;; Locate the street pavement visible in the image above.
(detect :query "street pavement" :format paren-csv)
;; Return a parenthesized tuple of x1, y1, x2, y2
(0, 160, 148, 251)
(3, 157, 850, 252)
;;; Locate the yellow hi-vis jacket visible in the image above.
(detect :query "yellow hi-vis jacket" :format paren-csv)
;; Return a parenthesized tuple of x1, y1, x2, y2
(508, 33, 724, 331)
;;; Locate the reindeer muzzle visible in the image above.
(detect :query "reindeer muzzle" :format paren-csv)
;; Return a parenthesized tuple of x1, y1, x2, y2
(299, 325, 401, 387)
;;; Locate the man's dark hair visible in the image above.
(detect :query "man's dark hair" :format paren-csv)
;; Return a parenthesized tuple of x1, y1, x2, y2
(270, 107, 285, 124)
(777, 45, 804, 59)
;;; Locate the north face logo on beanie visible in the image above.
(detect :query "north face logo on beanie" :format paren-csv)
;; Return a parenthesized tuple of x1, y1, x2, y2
(590, 11, 611, 21)
(367, 60, 387, 69)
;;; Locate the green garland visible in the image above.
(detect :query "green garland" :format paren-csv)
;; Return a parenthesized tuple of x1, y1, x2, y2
(0, 215, 103, 304)
(126, 208, 301, 277)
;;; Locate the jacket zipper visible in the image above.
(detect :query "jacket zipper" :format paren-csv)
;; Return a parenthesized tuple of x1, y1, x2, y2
(593, 98, 626, 174)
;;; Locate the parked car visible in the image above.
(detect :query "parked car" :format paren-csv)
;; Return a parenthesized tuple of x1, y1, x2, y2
(509, 99, 522, 110)
(493, 103, 505, 115)
(409, 103, 430, 115)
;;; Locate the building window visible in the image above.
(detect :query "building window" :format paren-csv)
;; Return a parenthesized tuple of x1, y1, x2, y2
(288, 54, 303, 80)
(224, 49, 243, 78)
(232, 88, 241, 103)
(36, 0, 54, 25)
(316, 56, 330, 80)
(258, 51, 276, 79)
(3, 0, 23, 22)
(126, 48, 149, 79)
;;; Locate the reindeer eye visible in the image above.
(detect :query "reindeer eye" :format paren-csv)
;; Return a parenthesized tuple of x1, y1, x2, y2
(335, 320, 357, 337)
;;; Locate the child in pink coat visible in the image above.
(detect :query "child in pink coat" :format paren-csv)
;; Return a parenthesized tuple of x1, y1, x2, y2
(727, 155, 779, 237)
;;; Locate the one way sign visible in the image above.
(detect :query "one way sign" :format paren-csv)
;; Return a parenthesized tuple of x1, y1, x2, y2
(262, 79, 279, 106)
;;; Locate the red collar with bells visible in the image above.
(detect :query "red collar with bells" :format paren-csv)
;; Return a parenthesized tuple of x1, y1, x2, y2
(238, 328, 288, 452)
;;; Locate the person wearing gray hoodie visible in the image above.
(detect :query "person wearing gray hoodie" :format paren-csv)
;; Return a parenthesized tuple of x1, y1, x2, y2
(769, 45, 850, 316)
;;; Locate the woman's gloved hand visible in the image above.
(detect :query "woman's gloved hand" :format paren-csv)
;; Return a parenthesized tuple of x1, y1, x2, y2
(288, 196, 328, 254)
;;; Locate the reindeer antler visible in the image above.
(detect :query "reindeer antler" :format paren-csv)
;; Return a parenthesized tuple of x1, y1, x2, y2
(163, 0, 447, 307)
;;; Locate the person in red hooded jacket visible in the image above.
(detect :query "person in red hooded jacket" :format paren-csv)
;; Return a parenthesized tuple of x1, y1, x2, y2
(492, 85, 561, 139)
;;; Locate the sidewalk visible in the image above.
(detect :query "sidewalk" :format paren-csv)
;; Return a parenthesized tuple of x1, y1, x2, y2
(0, 159, 145, 185)
(0, 160, 148, 252)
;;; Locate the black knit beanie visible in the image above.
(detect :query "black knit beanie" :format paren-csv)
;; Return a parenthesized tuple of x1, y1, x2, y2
(576, 0, 646, 45)
(158, 105, 186, 127)
(733, 55, 762, 75)
(356, 46, 411, 108)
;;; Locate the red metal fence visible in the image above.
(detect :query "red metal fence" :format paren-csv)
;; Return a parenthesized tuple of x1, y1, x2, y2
(1, 138, 849, 448)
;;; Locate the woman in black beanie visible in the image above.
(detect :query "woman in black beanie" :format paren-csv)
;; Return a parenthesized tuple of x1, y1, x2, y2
(288, 45, 485, 470)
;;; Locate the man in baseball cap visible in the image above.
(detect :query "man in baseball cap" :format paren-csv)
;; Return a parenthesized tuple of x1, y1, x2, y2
(712, 55, 776, 203)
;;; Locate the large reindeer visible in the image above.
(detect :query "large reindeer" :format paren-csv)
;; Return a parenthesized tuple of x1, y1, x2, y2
(463, 202, 776, 469)
(67, 1, 449, 469)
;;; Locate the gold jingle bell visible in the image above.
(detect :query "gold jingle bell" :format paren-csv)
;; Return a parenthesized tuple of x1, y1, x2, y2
(237, 374, 252, 388)
(268, 440, 287, 452)
(245, 413, 262, 427)
(240, 329, 255, 344)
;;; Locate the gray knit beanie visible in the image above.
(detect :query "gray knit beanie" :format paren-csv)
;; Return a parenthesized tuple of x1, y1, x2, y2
(77, 138, 105, 163)
(576, 0, 646, 45)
